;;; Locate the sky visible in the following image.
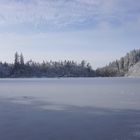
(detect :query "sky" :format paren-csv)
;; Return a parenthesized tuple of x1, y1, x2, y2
(0, 0, 140, 68)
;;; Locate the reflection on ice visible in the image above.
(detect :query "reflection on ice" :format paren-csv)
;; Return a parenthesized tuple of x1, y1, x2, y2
(41, 104, 66, 111)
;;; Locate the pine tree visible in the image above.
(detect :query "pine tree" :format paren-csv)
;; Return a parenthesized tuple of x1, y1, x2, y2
(14, 52, 19, 67)
(20, 53, 24, 65)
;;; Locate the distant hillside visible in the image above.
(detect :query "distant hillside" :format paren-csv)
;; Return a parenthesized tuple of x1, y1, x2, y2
(126, 62, 140, 77)
(96, 49, 140, 77)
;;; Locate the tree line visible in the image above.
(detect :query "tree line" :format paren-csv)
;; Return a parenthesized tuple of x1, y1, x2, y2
(0, 52, 95, 78)
(0, 49, 139, 78)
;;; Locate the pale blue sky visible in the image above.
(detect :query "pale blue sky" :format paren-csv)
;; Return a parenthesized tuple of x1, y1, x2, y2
(0, 0, 140, 68)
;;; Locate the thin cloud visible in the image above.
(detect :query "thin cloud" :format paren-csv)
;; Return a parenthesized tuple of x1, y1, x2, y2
(0, 0, 139, 31)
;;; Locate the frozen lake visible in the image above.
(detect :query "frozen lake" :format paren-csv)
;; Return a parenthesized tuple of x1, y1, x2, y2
(0, 78, 140, 140)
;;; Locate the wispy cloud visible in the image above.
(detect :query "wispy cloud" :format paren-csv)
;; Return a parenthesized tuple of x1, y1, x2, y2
(0, 0, 139, 32)
(0, 0, 139, 67)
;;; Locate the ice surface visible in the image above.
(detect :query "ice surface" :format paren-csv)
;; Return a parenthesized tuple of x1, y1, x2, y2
(0, 78, 140, 140)
(0, 78, 140, 110)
